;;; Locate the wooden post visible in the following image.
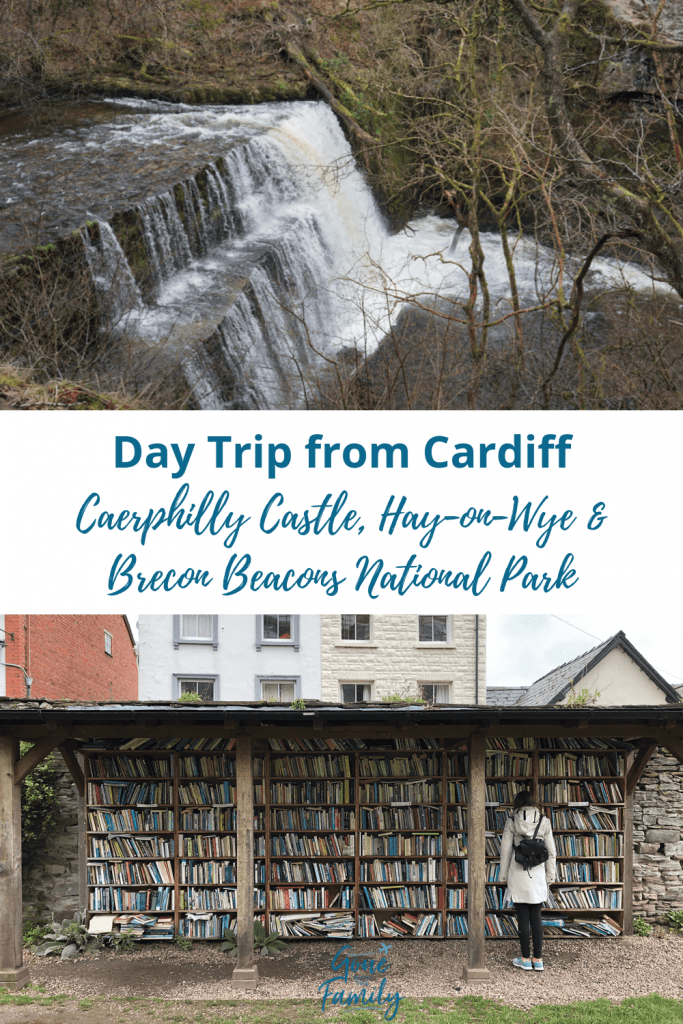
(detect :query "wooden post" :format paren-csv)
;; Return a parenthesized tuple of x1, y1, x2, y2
(462, 734, 490, 982)
(0, 736, 29, 990)
(232, 737, 258, 990)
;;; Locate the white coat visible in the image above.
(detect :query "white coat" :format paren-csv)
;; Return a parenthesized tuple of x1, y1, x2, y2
(498, 807, 557, 905)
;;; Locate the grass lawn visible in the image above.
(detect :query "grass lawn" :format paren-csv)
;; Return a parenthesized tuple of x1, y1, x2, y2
(0, 992, 681, 1024)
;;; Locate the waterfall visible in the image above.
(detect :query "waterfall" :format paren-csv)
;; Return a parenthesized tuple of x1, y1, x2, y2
(81, 99, 671, 409)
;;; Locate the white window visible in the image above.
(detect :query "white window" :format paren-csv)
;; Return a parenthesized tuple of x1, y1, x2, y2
(180, 615, 213, 640)
(419, 683, 451, 704)
(418, 615, 448, 643)
(340, 683, 371, 703)
(340, 615, 370, 641)
(262, 680, 296, 702)
(179, 678, 215, 700)
(263, 615, 292, 641)
(104, 630, 113, 657)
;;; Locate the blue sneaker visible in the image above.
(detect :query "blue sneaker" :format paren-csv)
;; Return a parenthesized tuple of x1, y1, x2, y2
(512, 957, 532, 970)
(532, 958, 544, 971)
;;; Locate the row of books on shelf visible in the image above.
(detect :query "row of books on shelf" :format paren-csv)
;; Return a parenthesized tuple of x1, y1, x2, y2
(358, 756, 450, 778)
(556, 862, 621, 883)
(548, 808, 621, 830)
(547, 887, 623, 910)
(88, 836, 175, 858)
(87, 861, 175, 886)
(537, 754, 624, 777)
(269, 912, 355, 937)
(88, 810, 175, 832)
(87, 782, 172, 805)
(179, 756, 238, 777)
(269, 781, 353, 804)
(180, 888, 266, 911)
(555, 834, 623, 856)
(88, 757, 172, 779)
(118, 738, 236, 751)
(271, 861, 354, 884)
(270, 755, 353, 778)
(271, 833, 354, 857)
(91, 736, 629, 758)
(539, 782, 622, 804)
(269, 887, 354, 910)
(178, 782, 235, 804)
(359, 885, 442, 910)
(360, 859, 441, 883)
(359, 913, 442, 938)
(89, 887, 174, 912)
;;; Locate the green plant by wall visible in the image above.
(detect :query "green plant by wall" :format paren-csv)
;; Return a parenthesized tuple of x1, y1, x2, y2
(290, 698, 306, 710)
(178, 691, 202, 703)
(19, 741, 58, 845)
(175, 937, 193, 950)
(564, 687, 601, 707)
(106, 931, 139, 954)
(33, 911, 102, 960)
(633, 917, 653, 937)
(22, 910, 50, 949)
(665, 909, 683, 933)
(220, 922, 286, 957)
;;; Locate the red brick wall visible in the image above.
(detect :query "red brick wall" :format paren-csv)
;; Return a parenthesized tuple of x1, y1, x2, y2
(2, 615, 138, 700)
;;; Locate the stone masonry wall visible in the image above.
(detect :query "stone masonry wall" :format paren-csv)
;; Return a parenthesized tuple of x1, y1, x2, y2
(22, 752, 81, 923)
(320, 615, 485, 703)
(633, 748, 683, 923)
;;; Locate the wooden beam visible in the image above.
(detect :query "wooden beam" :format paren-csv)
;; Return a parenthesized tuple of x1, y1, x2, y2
(13, 735, 67, 785)
(626, 744, 657, 797)
(463, 735, 490, 983)
(232, 737, 258, 990)
(57, 743, 85, 797)
(0, 736, 29, 990)
(663, 737, 683, 765)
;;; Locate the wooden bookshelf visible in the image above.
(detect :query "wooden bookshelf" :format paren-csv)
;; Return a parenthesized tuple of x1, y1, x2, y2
(83, 735, 628, 942)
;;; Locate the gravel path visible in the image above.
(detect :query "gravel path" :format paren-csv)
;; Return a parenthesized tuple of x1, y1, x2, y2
(23, 935, 683, 1010)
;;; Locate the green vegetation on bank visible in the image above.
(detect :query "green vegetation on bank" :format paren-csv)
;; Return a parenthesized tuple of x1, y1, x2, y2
(0, 992, 681, 1023)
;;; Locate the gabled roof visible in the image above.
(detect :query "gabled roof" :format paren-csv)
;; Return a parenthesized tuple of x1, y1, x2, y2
(486, 687, 529, 706)
(515, 631, 681, 707)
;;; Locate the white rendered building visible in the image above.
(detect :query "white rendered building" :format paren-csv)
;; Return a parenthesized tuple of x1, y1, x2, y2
(138, 615, 321, 702)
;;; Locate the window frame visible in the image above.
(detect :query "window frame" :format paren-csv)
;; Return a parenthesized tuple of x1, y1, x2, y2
(338, 614, 372, 644)
(417, 682, 451, 704)
(417, 615, 450, 645)
(173, 615, 219, 650)
(256, 675, 302, 701)
(255, 616, 300, 651)
(172, 674, 219, 701)
(339, 682, 372, 703)
(104, 630, 113, 657)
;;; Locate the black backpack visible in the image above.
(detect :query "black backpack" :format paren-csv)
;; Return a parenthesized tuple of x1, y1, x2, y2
(514, 814, 549, 871)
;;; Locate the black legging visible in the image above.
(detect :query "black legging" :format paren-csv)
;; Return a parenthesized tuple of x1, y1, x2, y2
(515, 902, 543, 959)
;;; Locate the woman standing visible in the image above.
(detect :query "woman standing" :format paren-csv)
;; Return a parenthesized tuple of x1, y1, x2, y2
(498, 790, 556, 972)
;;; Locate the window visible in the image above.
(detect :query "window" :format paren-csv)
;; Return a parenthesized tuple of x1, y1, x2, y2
(340, 683, 371, 703)
(104, 630, 113, 657)
(263, 615, 292, 641)
(255, 616, 299, 651)
(418, 615, 448, 643)
(419, 683, 451, 704)
(341, 615, 370, 641)
(180, 615, 212, 640)
(261, 680, 296, 702)
(179, 678, 215, 700)
(173, 616, 218, 650)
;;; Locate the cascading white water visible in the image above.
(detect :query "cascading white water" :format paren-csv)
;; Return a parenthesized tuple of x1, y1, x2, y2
(83, 98, 673, 408)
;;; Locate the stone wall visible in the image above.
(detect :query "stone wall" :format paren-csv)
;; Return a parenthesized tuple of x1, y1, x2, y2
(22, 752, 81, 923)
(633, 748, 683, 923)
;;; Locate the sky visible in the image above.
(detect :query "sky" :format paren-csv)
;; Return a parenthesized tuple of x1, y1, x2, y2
(486, 614, 682, 691)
